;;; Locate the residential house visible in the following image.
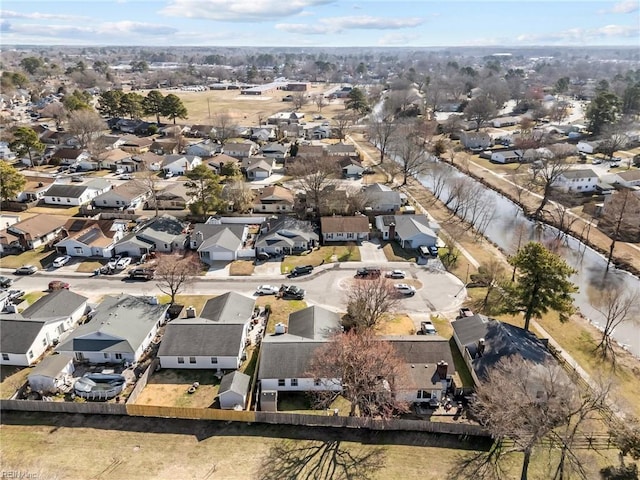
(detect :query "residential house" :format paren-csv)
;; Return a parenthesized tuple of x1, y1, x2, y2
(576, 140, 602, 154)
(0, 230, 20, 255)
(51, 148, 90, 166)
(251, 127, 276, 143)
(295, 145, 326, 161)
(132, 152, 163, 171)
(258, 306, 343, 394)
(87, 148, 132, 171)
(208, 153, 241, 174)
(7, 214, 67, 250)
(362, 183, 404, 212)
(22, 289, 89, 327)
(610, 170, 640, 188)
(158, 292, 255, 369)
(491, 116, 520, 128)
(115, 119, 152, 134)
(0, 141, 16, 160)
(255, 217, 318, 255)
(246, 157, 275, 180)
(186, 141, 221, 158)
(149, 183, 190, 211)
(56, 294, 167, 364)
(161, 154, 202, 176)
(452, 313, 551, 385)
(1, 315, 73, 366)
(0, 213, 20, 229)
(253, 185, 295, 214)
(115, 214, 187, 257)
(217, 371, 251, 410)
(339, 157, 365, 177)
(267, 112, 304, 125)
(307, 125, 330, 140)
(150, 139, 179, 155)
(189, 124, 216, 138)
(320, 215, 369, 243)
(12, 175, 54, 202)
(43, 179, 112, 206)
(375, 214, 440, 249)
(460, 132, 492, 150)
(490, 150, 523, 164)
(159, 125, 189, 137)
(223, 142, 258, 161)
(119, 135, 153, 154)
(93, 182, 150, 209)
(55, 218, 126, 258)
(190, 223, 248, 263)
(552, 168, 599, 193)
(326, 143, 359, 158)
(27, 354, 75, 394)
(260, 142, 289, 161)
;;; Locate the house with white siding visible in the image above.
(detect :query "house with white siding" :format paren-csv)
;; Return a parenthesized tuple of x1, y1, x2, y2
(114, 214, 187, 257)
(1, 316, 71, 366)
(55, 219, 126, 258)
(551, 168, 599, 193)
(190, 223, 248, 263)
(320, 215, 369, 243)
(161, 154, 202, 176)
(253, 185, 295, 213)
(158, 292, 255, 370)
(7, 214, 67, 250)
(490, 149, 523, 164)
(43, 179, 112, 206)
(92, 182, 150, 209)
(375, 214, 440, 249)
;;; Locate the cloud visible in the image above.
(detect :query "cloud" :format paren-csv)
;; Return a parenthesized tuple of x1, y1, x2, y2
(611, 1, 639, 13)
(516, 24, 639, 44)
(3, 21, 178, 40)
(1, 10, 88, 21)
(276, 15, 424, 35)
(377, 33, 419, 46)
(98, 21, 178, 36)
(159, 0, 335, 22)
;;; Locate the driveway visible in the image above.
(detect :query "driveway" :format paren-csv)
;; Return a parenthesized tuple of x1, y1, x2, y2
(253, 260, 283, 277)
(358, 238, 388, 263)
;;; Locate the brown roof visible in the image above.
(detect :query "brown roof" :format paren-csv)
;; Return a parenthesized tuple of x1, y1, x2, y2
(0, 229, 19, 245)
(295, 145, 326, 159)
(617, 170, 640, 182)
(257, 185, 294, 204)
(10, 214, 67, 237)
(320, 215, 369, 233)
(52, 148, 84, 160)
(121, 135, 153, 147)
(62, 219, 120, 247)
(132, 152, 163, 168)
(104, 181, 150, 200)
(22, 175, 55, 192)
(100, 148, 132, 163)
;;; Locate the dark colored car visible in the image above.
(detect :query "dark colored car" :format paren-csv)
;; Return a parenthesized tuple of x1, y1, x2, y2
(288, 265, 314, 277)
(15, 265, 38, 275)
(128, 268, 155, 281)
(48, 280, 70, 291)
(0, 276, 13, 288)
(7, 290, 25, 302)
(355, 267, 381, 279)
(278, 285, 305, 300)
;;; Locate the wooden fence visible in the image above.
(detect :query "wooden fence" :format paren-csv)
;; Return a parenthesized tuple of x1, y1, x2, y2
(125, 404, 256, 422)
(1, 399, 127, 415)
(125, 358, 159, 405)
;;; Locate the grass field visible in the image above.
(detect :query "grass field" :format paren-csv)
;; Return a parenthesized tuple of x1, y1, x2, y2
(229, 259, 255, 276)
(256, 297, 307, 334)
(0, 246, 58, 270)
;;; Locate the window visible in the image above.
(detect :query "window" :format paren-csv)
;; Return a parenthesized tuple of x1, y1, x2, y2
(43, 337, 48, 346)
(75, 247, 83, 254)
(116, 200, 120, 205)
(417, 390, 429, 399)
(28, 351, 34, 359)
(164, 244, 168, 249)
(278, 379, 285, 387)
(347, 232, 354, 239)
(177, 357, 185, 364)
(189, 357, 196, 364)
(115, 353, 122, 360)
(2, 353, 9, 361)
(290, 379, 298, 387)
(314, 379, 321, 386)
(66, 198, 71, 203)
(103, 200, 107, 205)
(104, 353, 109, 359)
(211, 357, 218, 364)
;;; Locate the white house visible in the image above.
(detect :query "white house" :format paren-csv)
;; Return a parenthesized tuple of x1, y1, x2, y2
(490, 150, 523, 164)
(7, 214, 67, 250)
(55, 219, 126, 258)
(186, 141, 221, 158)
(552, 168, 599, 193)
(577, 141, 602, 154)
(114, 214, 187, 257)
(610, 170, 640, 188)
(56, 294, 168, 364)
(92, 182, 150, 209)
(190, 223, 248, 263)
(223, 142, 258, 160)
(255, 217, 318, 256)
(161, 154, 202, 176)
(43, 179, 112, 206)
(339, 157, 365, 177)
(362, 183, 403, 212)
(246, 157, 275, 180)
(320, 215, 369, 243)
(375, 214, 440, 249)
(27, 354, 75, 394)
(158, 292, 255, 370)
(21, 289, 89, 327)
(1, 315, 74, 366)
(253, 185, 295, 214)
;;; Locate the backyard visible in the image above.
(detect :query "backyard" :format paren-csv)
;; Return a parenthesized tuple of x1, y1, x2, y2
(132, 369, 220, 408)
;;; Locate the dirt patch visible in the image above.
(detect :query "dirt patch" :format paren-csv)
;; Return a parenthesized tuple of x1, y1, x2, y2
(133, 369, 220, 408)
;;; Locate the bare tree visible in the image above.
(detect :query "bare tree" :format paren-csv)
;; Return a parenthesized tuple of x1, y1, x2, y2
(307, 331, 409, 418)
(428, 160, 452, 200)
(333, 112, 356, 141)
(222, 179, 255, 213)
(344, 277, 400, 330)
(531, 154, 573, 221)
(39, 101, 67, 129)
(212, 112, 238, 146)
(135, 168, 162, 217)
(592, 285, 640, 363)
(288, 156, 341, 216)
(389, 122, 428, 186)
(367, 113, 398, 164)
(472, 258, 506, 310)
(154, 253, 201, 304)
(313, 93, 327, 113)
(463, 95, 497, 132)
(599, 188, 640, 270)
(67, 109, 107, 150)
(291, 92, 308, 110)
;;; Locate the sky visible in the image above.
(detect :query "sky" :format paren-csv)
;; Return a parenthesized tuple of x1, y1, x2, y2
(0, 0, 639, 47)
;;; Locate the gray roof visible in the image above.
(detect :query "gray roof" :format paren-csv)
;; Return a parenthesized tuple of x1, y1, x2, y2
(56, 294, 168, 354)
(380, 214, 439, 240)
(29, 354, 73, 378)
(452, 314, 551, 379)
(21, 290, 88, 319)
(218, 370, 251, 396)
(258, 341, 325, 380)
(192, 224, 244, 252)
(158, 318, 245, 357)
(287, 306, 341, 340)
(200, 292, 255, 324)
(86, 179, 112, 191)
(255, 219, 318, 250)
(45, 184, 90, 199)
(561, 169, 598, 179)
(138, 215, 186, 244)
(0, 317, 50, 354)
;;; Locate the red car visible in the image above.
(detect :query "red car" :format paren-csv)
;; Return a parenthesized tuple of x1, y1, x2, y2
(48, 280, 70, 291)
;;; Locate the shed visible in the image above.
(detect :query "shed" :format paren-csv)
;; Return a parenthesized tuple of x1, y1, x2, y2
(28, 354, 75, 394)
(218, 371, 251, 410)
(260, 389, 278, 412)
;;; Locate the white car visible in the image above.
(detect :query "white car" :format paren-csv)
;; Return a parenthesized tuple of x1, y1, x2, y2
(52, 255, 71, 268)
(119, 173, 133, 180)
(116, 257, 132, 270)
(107, 256, 121, 270)
(385, 270, 406, 279)
(394, 283, 416, 296)
(165, 171, 174, 179)
(115, 168, 125, 175)
(256, 285, 279, 295)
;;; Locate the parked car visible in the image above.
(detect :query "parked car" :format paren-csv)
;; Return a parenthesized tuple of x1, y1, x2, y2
(278, 285, 305, 300)
(165, 171, 174, 179)
(71, 175, 84, 183)
(394, 283, 416, 296)
(52, 255, 71, 268)
(428, 245, 439, 257)
(107, 256, 122, 270)
(385, 270, 406, 279)
(48, 280, 70, 291)
(116, 257, 132, 270)
(7, 289, 25, 302)
(420, 320, 437, 335)
(120, 173, 134, 180)
(0, 276, 13, 288)
(609, 162, 620, 168)
(114, 168, 125, 175)
(355, 267, 381, 279)
(256, 285, 279, 295)
(288, 265, 314, 278)
(592, 159, 602, 165)
(15, 265, 38, 275)
(458, 307, 474, 318)
(128, 268, 155, 281)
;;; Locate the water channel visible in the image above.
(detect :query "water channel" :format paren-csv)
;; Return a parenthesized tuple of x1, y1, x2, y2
(415, 160, 640, 357)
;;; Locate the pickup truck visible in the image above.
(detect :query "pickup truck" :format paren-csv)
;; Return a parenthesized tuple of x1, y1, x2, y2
(278, 285, 305, 300)
(458, 307, 474, 318)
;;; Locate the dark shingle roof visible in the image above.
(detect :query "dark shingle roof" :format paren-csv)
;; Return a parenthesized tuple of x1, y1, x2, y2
(158, 320, 245, 357)
(0, 317, 47, 354)
(219, 370, 251, 396)
(287, 306, 341, 340)
(258, 341, 325, 379)
(29, 354, 73, 378)
(21, 290, 88, 319)
(200, 292, 255, 324)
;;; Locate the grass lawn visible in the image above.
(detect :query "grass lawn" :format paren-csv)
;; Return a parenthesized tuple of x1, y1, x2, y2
(449, 338, 475, 390)
(133, 369, 220, 408)
(0, 246, 58, 270)
(256, 297, 307, 334)
(26, 205, 80, 216)
(277, 392, 352, 416)
(157, 294, 214, 316)
(229, 260, 254, 276)
(21, 291, 46, 307)
(375, 314, 415, 335)
(74, 260, 106, 273)
(0, 366, 30, 399)
(281, 245, 360, 274)
(382, 242, 417, 262)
